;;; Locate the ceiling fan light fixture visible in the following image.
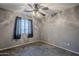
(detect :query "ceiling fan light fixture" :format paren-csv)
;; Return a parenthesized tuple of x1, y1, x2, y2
(32, 11, 36, 16)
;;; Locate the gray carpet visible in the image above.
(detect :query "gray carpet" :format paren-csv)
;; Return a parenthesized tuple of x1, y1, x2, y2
(0, 42, 78, 56)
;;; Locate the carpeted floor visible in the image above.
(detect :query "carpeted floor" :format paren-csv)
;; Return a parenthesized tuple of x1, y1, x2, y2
(0, 42, 78, 56)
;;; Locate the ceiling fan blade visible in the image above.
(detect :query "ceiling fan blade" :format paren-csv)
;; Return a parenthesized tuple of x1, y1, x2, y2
(38, 11, 46, 16)
(24, 9, 32, 12)
(37, 4, 49, 10)
(37, 4, 45, 8)
(27, 4, 33, 8)
(41, 7, 49, 10)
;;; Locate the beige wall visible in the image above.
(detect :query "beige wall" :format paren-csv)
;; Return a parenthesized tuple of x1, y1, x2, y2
(0, 8, 41, 50)
(1, 5, 79, 54)
(41, 6, 79, 54)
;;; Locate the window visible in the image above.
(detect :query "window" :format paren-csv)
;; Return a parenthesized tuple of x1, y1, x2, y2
(13, 17, 33, 39)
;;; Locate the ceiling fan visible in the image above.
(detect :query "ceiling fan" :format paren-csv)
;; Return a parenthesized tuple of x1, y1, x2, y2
(24, 3, 49, 17)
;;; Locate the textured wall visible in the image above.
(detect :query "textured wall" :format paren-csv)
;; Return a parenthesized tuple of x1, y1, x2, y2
(0, 8, 40, 49)
(41, 6, 79, 54)
(1, 5, 79, 54)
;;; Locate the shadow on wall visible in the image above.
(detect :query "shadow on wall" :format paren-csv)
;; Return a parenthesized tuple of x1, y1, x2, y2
(41, 5, 79, 54)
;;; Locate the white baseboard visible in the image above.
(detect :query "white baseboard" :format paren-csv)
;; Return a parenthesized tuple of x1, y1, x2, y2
(42, 40, 79, 55)
(0, 40, 40, 51)
(0, 39, 79, 55)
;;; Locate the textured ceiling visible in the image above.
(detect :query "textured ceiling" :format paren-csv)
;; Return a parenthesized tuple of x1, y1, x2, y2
(0, 3, 79, 18)
(40, 3, 79, 11)
(0, 3, 26, 11)
(0, 3, 78, 12)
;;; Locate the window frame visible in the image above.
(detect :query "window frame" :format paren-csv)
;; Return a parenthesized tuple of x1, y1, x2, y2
(13, 16, 33, 39)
